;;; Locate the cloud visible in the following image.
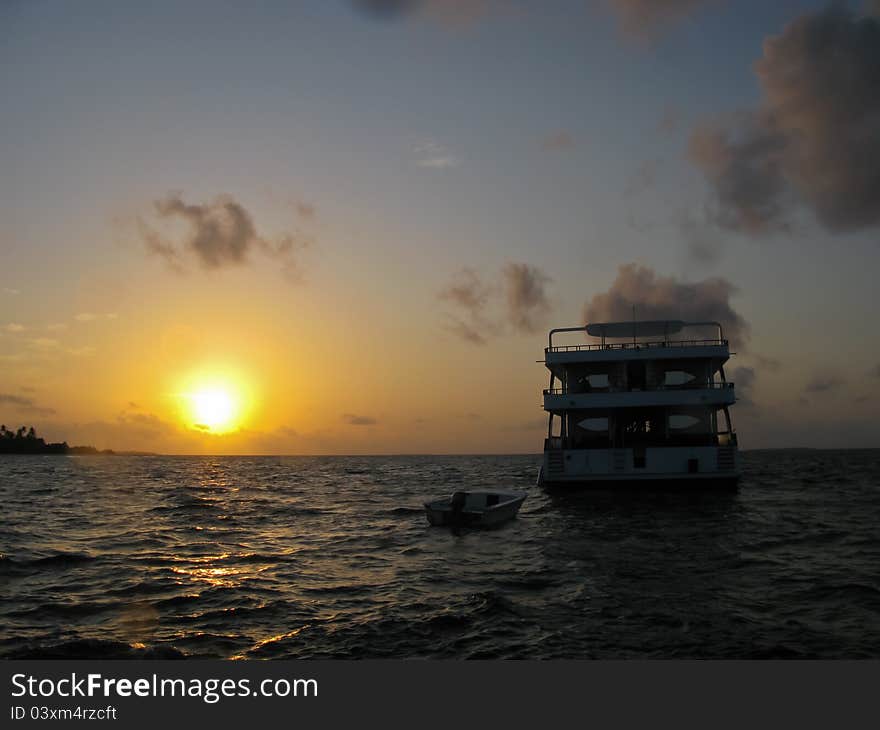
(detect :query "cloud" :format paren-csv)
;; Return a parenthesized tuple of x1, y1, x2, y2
(581, 263, 750, 349)
(438, 267, 491, 314)
(294, 201, 316, 221)
(689, 5, 880, 235)
(754, 354, 782, 371)
(75, 312, 117, 322)
(680, 214, 723, 266)
(46, 323, 67, 331)
(869, 363, 880, 378)
(4, 323, 25, 333)
(607, 0, 714, 37)
(343, 413, 378, 426)
(731, 365, 756, 406)
(413, 139, 460, 168)
(3, 288, 20, 295)
(0, 393, 56, 417)
(138, 193, 310, 280)
(438, 267, 495, 345)
(28, 337, 60, 349)
(351, 0, 501, 28)
(501, 262, 551, 334)
(804, 373, 845, 394)
(542, 131, 575, 151)
(444, 318, 489, 345)
(439, 262, 552, 344)
(624, 159, 660, 197)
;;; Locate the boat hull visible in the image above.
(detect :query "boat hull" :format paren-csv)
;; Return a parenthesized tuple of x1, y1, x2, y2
(539, 471, 739, 491)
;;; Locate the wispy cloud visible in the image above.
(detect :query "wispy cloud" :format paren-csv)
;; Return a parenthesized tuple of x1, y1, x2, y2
(731, 366, 756, 407)
(439, 262, 552, 344)
(607, 0, 716, 38)
(4, 323, 25, 333)
(541, 130, 575, 151)
(413, 139, 460, 169)
(804, 374, 845, 394)
(351, 0, 505, 29)
(75, 313, 118, 322)
(343, 413, 378, 426)
(0, 393, 56, 417)
(3, 288, 20, 295)
(294, 201, 317, 221)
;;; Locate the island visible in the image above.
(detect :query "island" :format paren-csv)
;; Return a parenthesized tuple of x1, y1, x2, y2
(0, 425, 152, 455)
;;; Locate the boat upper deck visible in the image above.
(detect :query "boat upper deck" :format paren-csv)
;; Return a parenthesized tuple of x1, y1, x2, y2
(544, 321, 730, 365)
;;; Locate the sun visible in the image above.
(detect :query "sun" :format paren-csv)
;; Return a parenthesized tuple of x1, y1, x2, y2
(191, 389, 234, 430)
(184, 384, 242, 433)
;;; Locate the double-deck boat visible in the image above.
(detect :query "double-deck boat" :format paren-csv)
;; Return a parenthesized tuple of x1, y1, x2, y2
(538, 320, 740, 489)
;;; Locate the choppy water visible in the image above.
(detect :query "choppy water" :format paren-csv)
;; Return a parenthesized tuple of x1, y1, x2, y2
(1, 451, 879, 659)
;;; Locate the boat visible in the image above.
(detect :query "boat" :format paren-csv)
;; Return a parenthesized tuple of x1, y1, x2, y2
(538, 319, 740, 489)
(424, 490, 527, 527)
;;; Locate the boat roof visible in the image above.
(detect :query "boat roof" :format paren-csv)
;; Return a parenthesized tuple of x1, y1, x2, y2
(585, 320, 686, 338)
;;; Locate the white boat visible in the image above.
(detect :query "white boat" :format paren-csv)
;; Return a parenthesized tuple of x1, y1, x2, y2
(424, 490, 527, 527)
(539, 319, 741, 490)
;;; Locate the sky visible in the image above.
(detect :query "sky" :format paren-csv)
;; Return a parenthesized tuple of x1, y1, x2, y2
(1, 0, 879, 453)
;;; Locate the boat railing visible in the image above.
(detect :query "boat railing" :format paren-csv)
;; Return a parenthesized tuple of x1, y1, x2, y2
(543, 382, 734, 395)
(546, 338, 727, 353)
(545, 432, 737, 451)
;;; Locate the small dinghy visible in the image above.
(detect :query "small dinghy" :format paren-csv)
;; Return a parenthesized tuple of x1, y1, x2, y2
(424, 490, 527, 527)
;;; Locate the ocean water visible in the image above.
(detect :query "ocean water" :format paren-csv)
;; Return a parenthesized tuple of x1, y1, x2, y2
(1, 451, 878, 659)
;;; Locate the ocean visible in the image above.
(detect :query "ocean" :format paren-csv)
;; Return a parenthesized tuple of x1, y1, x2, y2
(1, 451, 878, 659)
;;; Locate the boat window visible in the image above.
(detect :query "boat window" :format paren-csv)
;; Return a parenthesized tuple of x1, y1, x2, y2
(669, 414, 700, 430)
(577, 418, 609, 432)
(664, 370, 696, 386)
(587, 374, 609, 388)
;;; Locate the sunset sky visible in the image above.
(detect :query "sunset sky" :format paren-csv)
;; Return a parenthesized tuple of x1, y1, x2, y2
(2, 0, 879, 453)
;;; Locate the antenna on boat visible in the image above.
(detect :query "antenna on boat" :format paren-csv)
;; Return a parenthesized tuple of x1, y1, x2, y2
(632, 304, 637, 345)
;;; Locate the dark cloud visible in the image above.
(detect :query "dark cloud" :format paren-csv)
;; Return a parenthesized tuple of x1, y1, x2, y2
(439, 262, 552, 344)
(294, 201, 316, 221)
(581, 263, 750, 349)
(343, 413, 378, 426)
(731, 366, 756, 406)
(351, 0, 418, 19)
(755, 354, 782, 372)
(624, 159, 660, 197)
(804, 373, 845, 394)
(444, 318, 489, 345)
(607, 0, 714, 37)
(542, 131, 575, 151)
(658, 107, 680, 135)
(690, 5, 880, 235)
(0, 393, 56, 416)
(438, 267, 494, 345)
(438, 267, 491, 314)
(502, 262, 551, 334)
(689, 118, 791, 234)
(139, 193, 310, 280)
(350, 0, 498, 27)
